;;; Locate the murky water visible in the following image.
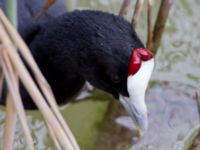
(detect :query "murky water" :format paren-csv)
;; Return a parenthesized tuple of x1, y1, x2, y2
(117, 84, 199, 150)
(0, 0, 200, 149)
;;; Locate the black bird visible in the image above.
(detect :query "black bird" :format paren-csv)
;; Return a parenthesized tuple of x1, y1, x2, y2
(0, 0, 154, 134)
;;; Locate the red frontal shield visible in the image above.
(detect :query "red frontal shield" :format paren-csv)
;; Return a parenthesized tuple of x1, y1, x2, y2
(128, 48, 153, 76)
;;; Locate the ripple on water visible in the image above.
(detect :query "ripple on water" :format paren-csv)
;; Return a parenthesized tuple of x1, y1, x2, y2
(116, 83, 199, 150)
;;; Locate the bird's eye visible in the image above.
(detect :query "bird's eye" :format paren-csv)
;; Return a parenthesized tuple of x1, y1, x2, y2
(111, 75, 121, 83)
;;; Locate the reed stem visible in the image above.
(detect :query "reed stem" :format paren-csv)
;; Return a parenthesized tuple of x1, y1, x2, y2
(150, 0, 173, 54)
(5, 0, 17, 27)
(146, 0, 153, 49)
(119, 0, 131, 19)
(131, 0, 144, 28)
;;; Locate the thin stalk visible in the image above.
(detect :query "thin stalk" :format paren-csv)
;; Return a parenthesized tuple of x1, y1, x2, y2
(2, 92, 17, 150)
(47, 123, 62, 150)
(196, 82, 200, 121)
(5, 0, 17, 27)
(0, 51, 34, 150)
(131, 0, 144, 28)
(0, 9, 80, 150)
(1, 49, 17, 150)
(119, 0, 131, 19)
(151, 0, 173, 54)
(35, 0, 56, 20)
(146, 0, 153, 49)
(3, 0, 18, 147)
(0, 23, 74, 150)
(0, 69, 3, 95)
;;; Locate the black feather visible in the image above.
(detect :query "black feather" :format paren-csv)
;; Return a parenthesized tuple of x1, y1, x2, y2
(0, 1, 144, 109)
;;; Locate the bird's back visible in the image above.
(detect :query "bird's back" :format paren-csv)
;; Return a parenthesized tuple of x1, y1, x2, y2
(0, 0, 68, 109)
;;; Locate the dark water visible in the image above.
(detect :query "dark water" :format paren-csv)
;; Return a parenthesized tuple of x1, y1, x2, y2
(117, 84, 199, 150)
(0, 0, 200, 149)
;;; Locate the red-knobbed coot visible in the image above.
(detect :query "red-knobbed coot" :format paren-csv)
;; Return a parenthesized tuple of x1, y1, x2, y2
(0, 0, 154, 134)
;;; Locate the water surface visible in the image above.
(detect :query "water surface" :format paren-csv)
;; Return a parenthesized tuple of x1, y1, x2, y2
(0, 0, 200, 149)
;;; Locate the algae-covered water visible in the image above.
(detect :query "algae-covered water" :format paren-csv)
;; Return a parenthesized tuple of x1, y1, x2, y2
(0, 0, 200, 150)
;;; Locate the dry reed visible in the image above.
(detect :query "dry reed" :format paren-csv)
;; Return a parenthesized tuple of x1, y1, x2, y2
(0, 9, 80, 150)
(119, 0, 173, 54)
(119, 0, 131, 19)
(0, 0, 174, 149)
(34, 0, 56, 20)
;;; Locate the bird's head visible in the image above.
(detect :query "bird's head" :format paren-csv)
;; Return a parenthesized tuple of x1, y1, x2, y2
(120, 48, 154, 136)
(84, 47, 154, 136)
(73, 10, 154, 136)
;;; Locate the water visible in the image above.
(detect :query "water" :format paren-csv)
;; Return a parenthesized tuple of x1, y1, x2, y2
(117, 84, 199, 150)
(0, 0, 200, 149)
(153, 0, 200, 87)
(66, 1, 200, 149)
(66, 0, 200, 86)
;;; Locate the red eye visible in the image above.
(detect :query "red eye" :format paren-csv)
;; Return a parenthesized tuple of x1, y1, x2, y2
(111, 75, 121, 83)
(128, 51, 141, 76)
(136, 48, 153, 61)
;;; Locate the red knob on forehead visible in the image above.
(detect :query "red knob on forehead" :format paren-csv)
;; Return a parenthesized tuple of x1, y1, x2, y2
(128, 51, 141, 76)
(136, 48, 153, 61)
(128, 48, 153, 76)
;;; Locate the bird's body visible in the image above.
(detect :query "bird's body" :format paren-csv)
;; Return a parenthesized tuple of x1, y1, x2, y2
(0, 0, 154, 133)
(1, 0, 142, 108)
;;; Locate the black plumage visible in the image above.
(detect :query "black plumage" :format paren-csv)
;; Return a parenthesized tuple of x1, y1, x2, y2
(0, 0, 144, 109)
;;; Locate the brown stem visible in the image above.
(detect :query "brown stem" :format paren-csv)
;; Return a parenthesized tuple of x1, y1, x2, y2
(196, 82, 200, 121)
(131, 0, 144, 28)
(0, 50, 35, 150)
(150, 0, 173, 54)
(0, 9, 80, 149)
(0, 66, 3, 96)
(0, 47, 18, 149)
(119, 0, 131, 19)
(146, 0, 153, 49)
(46, 123, 62, 150)
(0, 9, 80, 150)
(35, 0, 56, 21)
(3, 92, 16, 150)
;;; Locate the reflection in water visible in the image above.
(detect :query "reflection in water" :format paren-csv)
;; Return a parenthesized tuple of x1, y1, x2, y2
(0, 109, 49, 149)
(153, 0, 200, 87)
(116, 84, 199, 150)
(0, 0, 200, 149)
